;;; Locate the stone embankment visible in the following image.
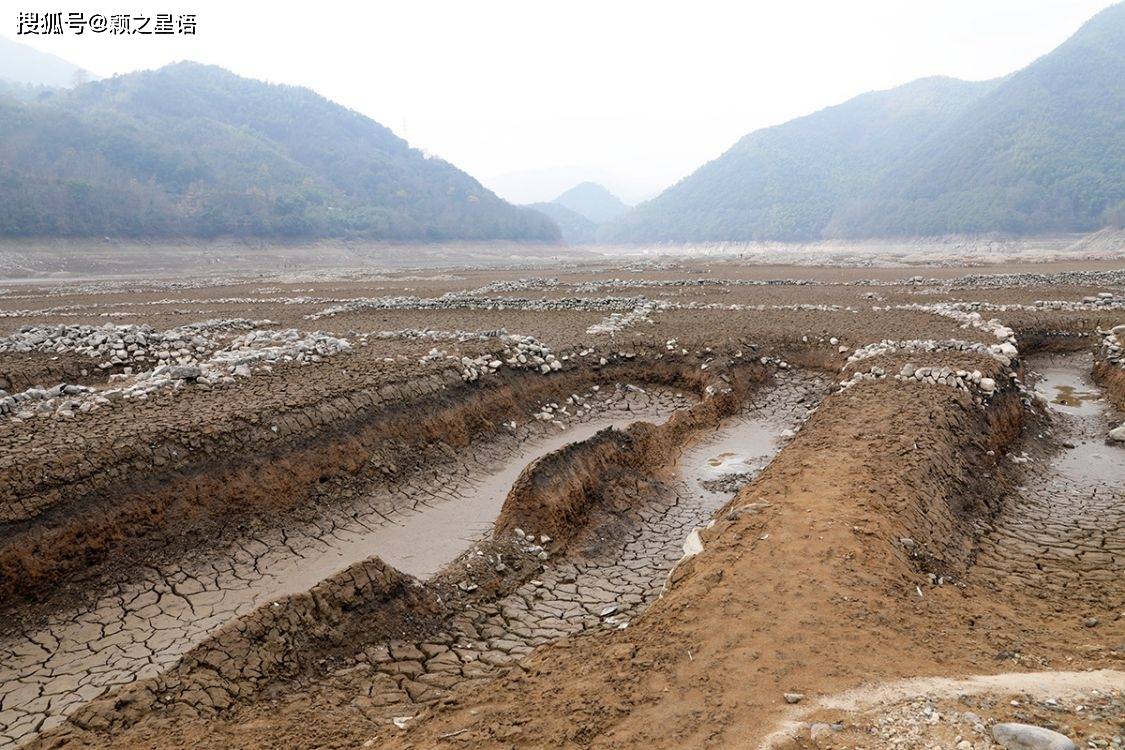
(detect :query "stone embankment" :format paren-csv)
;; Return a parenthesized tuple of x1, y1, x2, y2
(1093, 325, 1125, 418)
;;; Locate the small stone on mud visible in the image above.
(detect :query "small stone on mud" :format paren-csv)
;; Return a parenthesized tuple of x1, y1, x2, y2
(682, 528, 704, 558)
(784, 692, 804, 704)
(810, 723, 836, 740)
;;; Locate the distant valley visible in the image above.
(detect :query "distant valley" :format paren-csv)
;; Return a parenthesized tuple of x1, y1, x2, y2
(526, 182, 631, 244)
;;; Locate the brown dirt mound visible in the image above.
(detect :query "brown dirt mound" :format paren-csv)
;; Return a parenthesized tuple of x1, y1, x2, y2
(1093, 359, 1125, 411)
(495, 359, 766, 546)
(55, 556, 441, 738)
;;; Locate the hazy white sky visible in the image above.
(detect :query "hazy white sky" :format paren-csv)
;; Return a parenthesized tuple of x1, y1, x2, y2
(9, 0, 1116, 203)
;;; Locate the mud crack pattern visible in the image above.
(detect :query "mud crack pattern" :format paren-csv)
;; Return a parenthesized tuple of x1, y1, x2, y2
(0, 385, 690, 747)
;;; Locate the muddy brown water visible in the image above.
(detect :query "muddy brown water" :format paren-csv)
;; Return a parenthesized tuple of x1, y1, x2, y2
(324, 419, 652, 581)
(695, 419, 780, 482)
(1034, 356, 1125, 486)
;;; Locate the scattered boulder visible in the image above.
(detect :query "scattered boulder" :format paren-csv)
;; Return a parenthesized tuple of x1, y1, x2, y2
(992, 723, 1076, 750)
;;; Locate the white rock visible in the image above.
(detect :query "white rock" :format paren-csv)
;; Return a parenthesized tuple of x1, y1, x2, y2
(681, 528, 704, 558)
(991, 723, 1075, 750)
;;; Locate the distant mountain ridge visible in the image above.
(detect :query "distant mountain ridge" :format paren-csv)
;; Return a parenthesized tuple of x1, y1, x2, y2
(0, 62, 559, 241)
(524, 182, 630, 244)
(0, 35, 90, 88)
(553, 182, 631, 224)
(602, 2, 1125, 242)
(525, 202, 598, 244)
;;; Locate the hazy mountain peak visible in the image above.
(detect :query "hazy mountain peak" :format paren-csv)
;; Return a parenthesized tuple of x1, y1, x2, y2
(552, 182, 631, 224)
(0, 34, 91, 88)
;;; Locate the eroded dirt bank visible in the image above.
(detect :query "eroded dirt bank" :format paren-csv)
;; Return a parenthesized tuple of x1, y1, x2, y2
(107, 362, 1120, 750)
(0, 362, 721, 746)
(29, 368, 826, 749)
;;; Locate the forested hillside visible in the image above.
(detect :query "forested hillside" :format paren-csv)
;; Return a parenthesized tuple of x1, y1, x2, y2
(0, 62, 559, 241)
(602, 3, 1125, 242)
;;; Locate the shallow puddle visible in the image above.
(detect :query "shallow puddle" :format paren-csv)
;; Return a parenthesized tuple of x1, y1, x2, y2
(325, 417, 645, 580)
(695, 421, 778, 479)
(1032, 357, 1125, 486)
(677, 397, 805, 500)
(1036, 364, 1105, 417)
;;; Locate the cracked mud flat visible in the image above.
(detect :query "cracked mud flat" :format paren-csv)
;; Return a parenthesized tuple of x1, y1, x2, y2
(1, 254, 1123, 750)
(0, 383, 695, 746)
(969, 354, 1124, 609)
(5, 370, 825, 749)
(273, 372, 828, 722)
(31, 369, 826, 750)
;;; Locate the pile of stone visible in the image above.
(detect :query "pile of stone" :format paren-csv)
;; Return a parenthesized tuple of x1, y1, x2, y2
(586, 301, 662, 335)
(0, 319, 272, 370)
(572, 277, 817, 292)
(0, 383, 95, 418)
(847, 339, 1013, 367)
(453, 334, 563, 382)
(1098, 324, 1124, 368)
(209, 329, 351, 370)
(946, 268, 1125, 290)
(840, 306, 1017, 402)
(359, 328, 508, 345)
(881, 304, 1022, 366)
(465, 278, 561, 295)
(307, 293, 659, 320)
(685, 302, 853, 313)
(840, 360, 1001, 403)
(2, 328, 351, 422)
(306, 291, 873, 322)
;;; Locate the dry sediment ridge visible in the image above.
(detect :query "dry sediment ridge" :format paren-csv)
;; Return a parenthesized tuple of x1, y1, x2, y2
(1093, 325, 1125, 414)
(0, 344, 752, 611)
(495, 357, 760, 547)
(30, 348, 1049, 750)
(0, 380, 695, 748)
(27, 357, 805, 747)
